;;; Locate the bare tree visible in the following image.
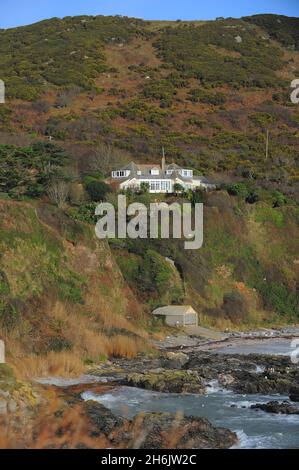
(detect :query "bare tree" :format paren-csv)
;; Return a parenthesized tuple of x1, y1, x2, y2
(89, 143, 129, 177)
(47, 179, 69, 208)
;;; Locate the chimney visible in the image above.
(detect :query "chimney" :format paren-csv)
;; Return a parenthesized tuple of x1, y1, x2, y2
(162, 147, 166, 172)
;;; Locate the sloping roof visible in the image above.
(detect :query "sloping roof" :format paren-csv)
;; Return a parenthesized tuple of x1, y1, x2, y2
(114, 161, 213, 184)
(192, 176, 210, 183)
(152, 305, 196, 316)
(119, 162, 162, 177)
(166, 163, 181, 170)
(120, 162, 139, 172)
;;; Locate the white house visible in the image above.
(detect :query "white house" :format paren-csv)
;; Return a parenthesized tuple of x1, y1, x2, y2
(110, 156, 215, 194)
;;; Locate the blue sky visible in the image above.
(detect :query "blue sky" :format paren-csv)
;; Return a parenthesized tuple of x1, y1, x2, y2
(0, 0, 298, 29)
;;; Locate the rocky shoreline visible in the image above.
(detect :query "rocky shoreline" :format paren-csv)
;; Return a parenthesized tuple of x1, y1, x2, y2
(1, 329, 299, 448)
(83, 349, 299, 399)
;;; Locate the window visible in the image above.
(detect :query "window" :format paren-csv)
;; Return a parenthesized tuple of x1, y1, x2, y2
(150, 168, 160, 176)
(150, 181, 161, 191)
(112, 170, 130, 178)
(181, 169, 193, 177)
(161, 181, 171, 192)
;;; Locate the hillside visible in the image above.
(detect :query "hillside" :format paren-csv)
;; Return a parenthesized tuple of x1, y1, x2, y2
(0, 14, 298, 371)
(0, 14, 298, 198)
(112, 190, 299, 328)
(0, 190, 298, 377)
(0, 198, 148, 375)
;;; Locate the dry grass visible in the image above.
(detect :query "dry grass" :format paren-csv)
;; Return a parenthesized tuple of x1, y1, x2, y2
(106, 335, 148, 359)
(6, 299, 150, 379)
(12, 352, 85, 379)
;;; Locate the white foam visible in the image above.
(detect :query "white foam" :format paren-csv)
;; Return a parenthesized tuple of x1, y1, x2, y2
(82, 391, 116, 404)
(255, 365, 266, 374)
(231, 430, 251, 449)
(206, 380, 222, 393)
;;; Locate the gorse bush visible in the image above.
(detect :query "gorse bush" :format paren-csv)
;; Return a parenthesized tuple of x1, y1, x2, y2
(244, 14, 299, 51)
(154, 19, 284, 87)
(188, 88, 226, 105)
(0, 16, 147, 99)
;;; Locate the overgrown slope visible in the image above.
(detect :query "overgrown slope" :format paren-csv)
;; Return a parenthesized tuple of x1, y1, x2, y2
(0, 14, 298, 197)
(0, 199, 148, 376)
(112, 191, 299, 328)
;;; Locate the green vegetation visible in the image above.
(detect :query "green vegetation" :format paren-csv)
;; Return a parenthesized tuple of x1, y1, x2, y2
(84, 179, 112, 201)
(111, 190, 298, 326)
(244, 14, 299, 50)
(0, 16, 148, 99)
(155, 19, 284, 87)
(188, 88, 226, 105)
(0, 142, 68, 198)
(0, 14, 298, 198)
(0, 13, 298, 338)
(114, 248, 184, 308)
(0, 199, 148, 368)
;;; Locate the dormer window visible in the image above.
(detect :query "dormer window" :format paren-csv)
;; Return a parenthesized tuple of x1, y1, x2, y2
(181, 169, 193, 177)
(112, 170, 130, 178)
(137, 170, 142, 175)
(150, 168, 160, 176)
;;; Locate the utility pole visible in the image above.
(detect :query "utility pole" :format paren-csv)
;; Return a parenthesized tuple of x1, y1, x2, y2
(265, 129, 270, 160)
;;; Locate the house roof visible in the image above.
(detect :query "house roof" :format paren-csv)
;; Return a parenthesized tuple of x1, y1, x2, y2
(114, 161, 213, 184)
(152, 305, 196, 316)
(192, 176, 210, 183)
(166, 163, 181, 170)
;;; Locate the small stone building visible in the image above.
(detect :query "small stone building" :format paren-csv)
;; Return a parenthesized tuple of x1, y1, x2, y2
(152, 305, 198, 327)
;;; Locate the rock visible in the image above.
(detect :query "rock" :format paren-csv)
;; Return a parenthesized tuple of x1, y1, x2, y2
(218, 373, 235, 387)
(84, 401, 127, 440)
(133, 412, 238, 449)
(290, 385, 299, 402)
(251, 401, 299, 415)
(163, 352, 189, 369)
(0, 399, 7, 415)
(0, 390, 10, 399)
(8, 399, 18, 413)
(123, 369, 205, 394)
(83, 402, 237, 449)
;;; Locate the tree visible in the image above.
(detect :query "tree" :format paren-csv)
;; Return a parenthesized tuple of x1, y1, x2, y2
(89, 143, 129, 177)
(85, 180, 112, 202)
(140, 182, 150, 194)
(47, 179, 69, 208)
(173, 183, 184, 195)
(190, 189, 204, 206)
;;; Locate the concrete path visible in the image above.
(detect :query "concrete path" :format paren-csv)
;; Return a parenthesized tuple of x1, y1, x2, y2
(184, 326, 228, 341)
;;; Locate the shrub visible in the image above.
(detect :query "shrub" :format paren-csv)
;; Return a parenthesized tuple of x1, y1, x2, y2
(190, 189, 204, 206)
(224, 183, 250, 198)
(188, 88, 226, 105)
(68, 203, 98, 224)
(222, 291, 249, 322)
(85, 180, 112, 202)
